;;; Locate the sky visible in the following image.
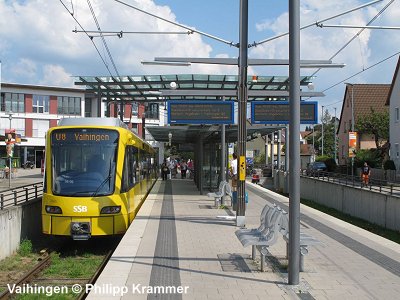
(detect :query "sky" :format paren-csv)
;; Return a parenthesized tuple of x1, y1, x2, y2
(1, 0, 400, 118)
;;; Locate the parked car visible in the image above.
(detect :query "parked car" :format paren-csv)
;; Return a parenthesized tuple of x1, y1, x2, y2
(262, 166, 272, 177)
(251, 169, 261, 184)
(306, 162, 327, 175)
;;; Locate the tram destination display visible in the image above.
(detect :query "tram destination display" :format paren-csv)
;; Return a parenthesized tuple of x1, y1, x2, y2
(168, 101, 234, 124)
(251, 101, 317, 124)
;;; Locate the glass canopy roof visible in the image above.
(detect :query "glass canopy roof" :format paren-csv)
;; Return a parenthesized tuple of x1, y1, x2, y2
(75, 74, 314, 102)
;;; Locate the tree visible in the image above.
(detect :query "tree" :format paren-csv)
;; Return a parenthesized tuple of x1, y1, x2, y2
(355, 108, 389, 160)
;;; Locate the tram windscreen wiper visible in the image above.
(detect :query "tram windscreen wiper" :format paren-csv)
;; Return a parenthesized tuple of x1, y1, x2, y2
(92, 161, 112, 197)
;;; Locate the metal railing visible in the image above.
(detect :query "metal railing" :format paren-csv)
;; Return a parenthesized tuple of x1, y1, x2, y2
(301, 170, 400, 196)
(0, 182, 43, 210)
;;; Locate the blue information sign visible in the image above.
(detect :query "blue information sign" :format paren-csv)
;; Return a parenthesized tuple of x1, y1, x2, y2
(251, 101, 318, 124)
(168, 100, 234, 124)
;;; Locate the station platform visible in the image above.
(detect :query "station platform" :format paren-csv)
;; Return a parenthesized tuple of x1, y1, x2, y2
(88, 178, 400, 299)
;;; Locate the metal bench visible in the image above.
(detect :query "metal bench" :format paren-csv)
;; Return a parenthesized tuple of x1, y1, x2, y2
(207, 181, 232, 207)
(279, 212, 321, 272)
(235, 204, 320, 272)
(235, 205, 284, 271)
(235, 204, 277, 240)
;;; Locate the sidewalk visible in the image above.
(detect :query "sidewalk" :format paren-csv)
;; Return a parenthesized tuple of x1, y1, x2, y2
(0, 168, 42, 192)
(90, 178, 400, 299)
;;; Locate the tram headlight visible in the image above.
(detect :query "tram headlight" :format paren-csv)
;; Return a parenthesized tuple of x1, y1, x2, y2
(45, 205, 62, 214)
(100, 206, 121, 214)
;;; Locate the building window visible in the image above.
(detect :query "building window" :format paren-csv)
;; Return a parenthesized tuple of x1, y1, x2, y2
(396, 144, 399, 159)
(131, 102, 138, 117)
(85, 98, 92, 117)
(1, 92, 24, 113)
(33, 95, 49, 113)
(344, 121, 347, 133)
(145, 103, 159, 119)
(342, 145, 345, 158)
(57, 96, 81, 115)
(32, 119, 49, 138)
(396, 107, 399, 122)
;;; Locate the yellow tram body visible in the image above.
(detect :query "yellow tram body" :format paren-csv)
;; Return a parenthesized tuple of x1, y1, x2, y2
(42, 118, 157, 240)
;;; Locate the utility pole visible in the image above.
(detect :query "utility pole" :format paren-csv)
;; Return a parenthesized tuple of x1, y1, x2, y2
(321, 105, 325, 156)
(334, 107, 337, 164)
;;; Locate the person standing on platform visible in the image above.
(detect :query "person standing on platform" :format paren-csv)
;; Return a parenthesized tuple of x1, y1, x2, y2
(230, 153, 238, 210)
(161, 159, 169, 181)
(180, 160, 188, 178)
(230, 153, 238, 191)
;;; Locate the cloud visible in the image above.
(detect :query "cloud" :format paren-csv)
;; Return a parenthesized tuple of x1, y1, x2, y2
(251, 0, 400, 113)
(40, 65, 74, 87)
(0, 0, 233, 84)
(10, 58, 37, 80)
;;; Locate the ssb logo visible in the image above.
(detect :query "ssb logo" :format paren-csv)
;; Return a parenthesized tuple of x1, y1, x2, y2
(73, 205, 88, 212)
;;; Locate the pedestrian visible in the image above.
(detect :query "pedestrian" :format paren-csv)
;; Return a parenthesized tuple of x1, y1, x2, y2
(229, 153, 238, 210)
(187, 159, 194, 179)
(161, 159, 169, 180)
(168, 158, 175, 179)
(230, 153, 238, 191)
(361, 162, 371, 186)
(180, 160, 188, 178)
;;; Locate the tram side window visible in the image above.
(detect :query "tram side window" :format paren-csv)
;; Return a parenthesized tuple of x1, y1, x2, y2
(121, 146, 138, 192)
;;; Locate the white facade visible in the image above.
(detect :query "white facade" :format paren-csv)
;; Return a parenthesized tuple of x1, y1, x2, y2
(389, 64, 400, 173)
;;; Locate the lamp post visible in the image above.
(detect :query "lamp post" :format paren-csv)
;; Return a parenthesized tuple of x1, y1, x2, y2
(321, 105, 324, 156)
(7, 111, 13, 188)
(345, 83, 355, 177)
(168, 132, 172, 147)
(334, 107, 337, 164)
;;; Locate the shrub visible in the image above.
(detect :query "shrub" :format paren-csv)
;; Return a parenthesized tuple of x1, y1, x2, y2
(323, 158, 337, 172)
(354, 149, 381, 168)
(18, 239, 33, 256)
(383, 160, 396, 170)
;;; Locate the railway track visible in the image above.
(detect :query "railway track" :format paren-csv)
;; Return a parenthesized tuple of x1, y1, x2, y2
(0, 253, 51, 300)
(0, 249, 113, 300)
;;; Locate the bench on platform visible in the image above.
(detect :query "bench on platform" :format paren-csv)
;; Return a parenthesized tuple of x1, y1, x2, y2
(235, 203, 320, 272)
(207, 181, 232, 207)
(279, 213, 321, 271)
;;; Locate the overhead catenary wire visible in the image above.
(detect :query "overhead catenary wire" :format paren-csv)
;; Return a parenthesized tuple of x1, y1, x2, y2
(73, 30, 194, 37)
(87, 0, 120, 77)
(59, 0, 114, 77)
(113, 0, 238, 47)
(250, 0, 383, 47)
(322, 50, 400, 95)
(310, 0, 395, 77)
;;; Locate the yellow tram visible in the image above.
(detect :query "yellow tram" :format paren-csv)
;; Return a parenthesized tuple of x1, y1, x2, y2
(42, 118, 157, 240)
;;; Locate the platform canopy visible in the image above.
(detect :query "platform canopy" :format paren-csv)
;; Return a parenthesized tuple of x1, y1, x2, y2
(146, 123, 285, 144)
(75, 74, 322, 103)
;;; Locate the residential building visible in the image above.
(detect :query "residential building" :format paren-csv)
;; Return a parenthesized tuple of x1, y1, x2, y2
(387, 57, 400, 173)
(337, 84, 390, 165)
(0, 83, 164, 167)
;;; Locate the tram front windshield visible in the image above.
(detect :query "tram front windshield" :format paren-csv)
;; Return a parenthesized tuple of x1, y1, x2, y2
(51, 128, 118, 197)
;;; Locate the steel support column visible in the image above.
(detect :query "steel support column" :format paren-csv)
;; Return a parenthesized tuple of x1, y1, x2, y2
(285, 126, 290, 171)
(271, 133, 275, 177)
(288, 0, 301, 284)
(236, 0, 248, 227)
(221, 123, 226, 205)
(199, 135, 204, 195)
(277, 129, 282, 170)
